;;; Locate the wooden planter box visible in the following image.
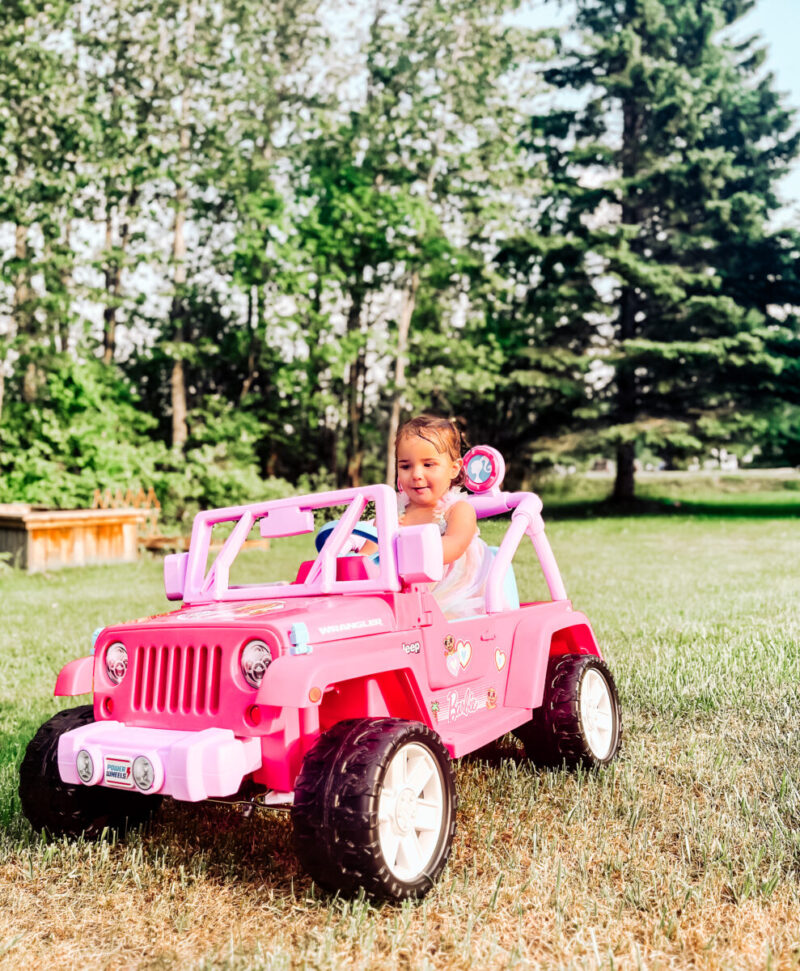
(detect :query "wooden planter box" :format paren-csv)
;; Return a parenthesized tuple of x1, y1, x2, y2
(0, 504, 148, 573)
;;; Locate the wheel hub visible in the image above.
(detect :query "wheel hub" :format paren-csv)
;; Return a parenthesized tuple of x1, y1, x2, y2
(394, 787, 417, 833)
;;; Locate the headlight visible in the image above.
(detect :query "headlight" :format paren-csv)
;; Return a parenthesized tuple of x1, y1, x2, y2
(105, 642, 128, 684)
(76, 749, 94, 783)
(132, 756, 155, 792)
(241, 640, 273, 688)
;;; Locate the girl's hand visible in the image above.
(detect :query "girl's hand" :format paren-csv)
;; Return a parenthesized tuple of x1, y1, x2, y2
(440, 501, 477, 564)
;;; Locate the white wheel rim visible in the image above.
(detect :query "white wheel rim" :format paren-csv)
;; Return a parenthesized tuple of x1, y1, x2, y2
(377, 742, 445, 882)
(580, 668, 616, 760)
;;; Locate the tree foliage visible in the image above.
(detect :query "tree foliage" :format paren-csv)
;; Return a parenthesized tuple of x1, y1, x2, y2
(0, 0, 797, 516)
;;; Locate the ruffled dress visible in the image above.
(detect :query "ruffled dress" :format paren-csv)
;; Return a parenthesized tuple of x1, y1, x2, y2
(398, 487, 493, 620)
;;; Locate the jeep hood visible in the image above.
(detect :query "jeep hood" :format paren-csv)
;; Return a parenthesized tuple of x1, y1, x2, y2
(108, 595, 397, 646)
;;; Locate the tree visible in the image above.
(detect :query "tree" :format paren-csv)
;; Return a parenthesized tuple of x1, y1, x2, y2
(77, 0, 159, 367)
(294, 0, 539, 486)
(519, 0, 800, 498)
(0, 0, 87, 417)
(201, 0, 331, 478)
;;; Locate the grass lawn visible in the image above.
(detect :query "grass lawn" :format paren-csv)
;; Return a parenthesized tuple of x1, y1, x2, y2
(2, 510, 800, 968)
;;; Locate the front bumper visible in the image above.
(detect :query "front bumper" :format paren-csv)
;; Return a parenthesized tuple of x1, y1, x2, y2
(57, 721, 262, 802)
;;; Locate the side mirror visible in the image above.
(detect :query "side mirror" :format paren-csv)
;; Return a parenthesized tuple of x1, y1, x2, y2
(395, 524, 443, 584)
(164, 552, 189, 601)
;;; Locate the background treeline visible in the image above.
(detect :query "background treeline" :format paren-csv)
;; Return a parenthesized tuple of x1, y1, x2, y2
(1, 0, 799, 523)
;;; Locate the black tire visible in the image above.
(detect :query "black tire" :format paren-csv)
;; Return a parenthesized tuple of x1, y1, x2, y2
(292, 718, 457, 901)
(515, 654, 622, 770)
(19, 706, 162, 840)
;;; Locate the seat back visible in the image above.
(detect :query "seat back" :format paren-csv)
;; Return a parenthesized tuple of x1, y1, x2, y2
(488, 546, 520, 610)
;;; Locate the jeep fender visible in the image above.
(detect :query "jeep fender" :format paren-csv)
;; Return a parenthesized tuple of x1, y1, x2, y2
(255, 644, 425, 711)
(504, 612, 601, 710)
(54, 656, 94, 696)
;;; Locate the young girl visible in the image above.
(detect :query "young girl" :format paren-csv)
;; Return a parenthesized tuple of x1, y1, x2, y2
(393, 415, 493, 619)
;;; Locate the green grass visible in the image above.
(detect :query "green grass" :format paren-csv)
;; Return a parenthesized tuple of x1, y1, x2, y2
(2, 514, 800, 968)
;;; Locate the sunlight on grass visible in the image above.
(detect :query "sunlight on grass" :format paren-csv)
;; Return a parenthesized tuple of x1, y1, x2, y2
(2, 515, 800, 968)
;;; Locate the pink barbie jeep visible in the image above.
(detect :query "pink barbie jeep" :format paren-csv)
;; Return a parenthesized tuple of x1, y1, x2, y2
(19, 446, 621, 900)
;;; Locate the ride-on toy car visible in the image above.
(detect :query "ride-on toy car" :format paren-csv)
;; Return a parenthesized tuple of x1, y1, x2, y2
(19, 446, 621, 900)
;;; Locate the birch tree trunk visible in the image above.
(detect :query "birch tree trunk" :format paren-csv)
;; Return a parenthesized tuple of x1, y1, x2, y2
(14, 224, 30, 336)
(170, 176, 189, 452)
(344, 292, 365, 486)
(385, 270, 419, 485)
(168, 4, 195, 453)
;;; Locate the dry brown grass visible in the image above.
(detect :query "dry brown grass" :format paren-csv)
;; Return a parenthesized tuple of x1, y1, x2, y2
(3, 516, 800, 969)
(4, 715, 800, 970)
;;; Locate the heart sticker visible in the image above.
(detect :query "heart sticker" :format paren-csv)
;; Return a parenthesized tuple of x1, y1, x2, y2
(457, 639, 472, 669)
(494, 649, 507, 671)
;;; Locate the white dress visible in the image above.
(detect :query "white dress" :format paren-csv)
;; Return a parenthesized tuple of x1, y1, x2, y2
(398, 487, 493, 620)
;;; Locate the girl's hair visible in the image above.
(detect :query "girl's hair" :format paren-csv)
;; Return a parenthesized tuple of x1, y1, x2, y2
(396, 414, 466, 487)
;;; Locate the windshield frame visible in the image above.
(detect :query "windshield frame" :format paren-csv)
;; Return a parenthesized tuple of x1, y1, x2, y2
(181, 485, 401, 604)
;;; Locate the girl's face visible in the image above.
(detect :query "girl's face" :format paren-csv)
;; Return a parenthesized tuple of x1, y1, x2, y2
(396, 434, 462, 509)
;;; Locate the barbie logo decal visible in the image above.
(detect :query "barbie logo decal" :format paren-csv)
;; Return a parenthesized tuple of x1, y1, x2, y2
(435, 687, 486, 723)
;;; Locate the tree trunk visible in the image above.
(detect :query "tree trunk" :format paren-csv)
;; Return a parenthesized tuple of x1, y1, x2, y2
(613, 285, 638, 502)
(330, 425, 340, 487)
(345, 292, 364, 487)
(168, 6, 195, 453)
(613, 94, 643, 501)
(385, 270, 419, 485)
(240, 285, 259, 401)
(13, 224, 31, 337)
(102, 210, 116, 364)
(103, 187, 137, 366)
(56, 220, 72, 354)
(170, 181, 189, 452)
(613, 442, 636, 502)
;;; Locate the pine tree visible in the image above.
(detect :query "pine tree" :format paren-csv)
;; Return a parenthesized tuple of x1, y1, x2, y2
(518, 0, 800, 498)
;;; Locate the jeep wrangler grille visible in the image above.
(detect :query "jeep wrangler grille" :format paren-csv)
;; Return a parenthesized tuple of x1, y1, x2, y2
(131, 643, 222, 715)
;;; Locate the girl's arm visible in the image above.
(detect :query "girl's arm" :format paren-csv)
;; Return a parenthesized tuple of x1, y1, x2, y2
(441, 501, 477, 564)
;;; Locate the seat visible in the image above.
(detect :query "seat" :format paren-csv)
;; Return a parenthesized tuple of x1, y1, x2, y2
(293, 556, 379, 584)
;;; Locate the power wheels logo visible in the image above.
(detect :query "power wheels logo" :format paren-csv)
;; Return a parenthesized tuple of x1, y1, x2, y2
(104, 757, 135, 789)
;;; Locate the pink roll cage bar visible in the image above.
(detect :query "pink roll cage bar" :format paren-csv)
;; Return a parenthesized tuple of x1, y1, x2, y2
(165, 482, 567, 613)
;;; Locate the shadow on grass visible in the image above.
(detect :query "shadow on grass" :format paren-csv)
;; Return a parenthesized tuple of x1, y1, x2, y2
(543, 496, 800, 520)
